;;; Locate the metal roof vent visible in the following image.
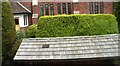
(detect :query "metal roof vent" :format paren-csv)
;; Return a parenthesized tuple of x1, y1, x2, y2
(42, 44, 49, 48)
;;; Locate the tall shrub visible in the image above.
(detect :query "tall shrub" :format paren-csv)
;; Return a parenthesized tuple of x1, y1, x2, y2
(36, 14, 118, 37)
(2, 0, 16, 65)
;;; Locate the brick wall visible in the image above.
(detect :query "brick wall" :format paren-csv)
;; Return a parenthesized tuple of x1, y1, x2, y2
(22, 2, 114, 24)
(104, 2, 113, 14)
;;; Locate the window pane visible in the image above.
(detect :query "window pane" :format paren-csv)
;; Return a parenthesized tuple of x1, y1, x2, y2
(62, 3, 66, 14)
(24, 15, 27, 25)
(90, 2, 93, 14)
(40, 5, 44, 16)
(45, 4, 49, 15)
(57, 3, 61, 14)
(100, 1, 104, 14)
(50, 4, 54, 15)
(95, 2, 98, 14)
(68, 3, 71, 14)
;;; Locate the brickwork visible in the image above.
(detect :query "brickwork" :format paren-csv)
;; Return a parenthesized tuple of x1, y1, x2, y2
(16, 2, 114, 26)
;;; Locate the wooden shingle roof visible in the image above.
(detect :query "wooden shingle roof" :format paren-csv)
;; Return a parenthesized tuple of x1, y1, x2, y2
(14, 34, 120, 60)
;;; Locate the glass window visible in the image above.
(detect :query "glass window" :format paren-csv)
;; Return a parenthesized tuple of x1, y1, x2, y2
(24, 15, 27, 25)
(57, 3, 61, 14)
(90, 2, 93, 14)
(50, 4, 54, 15)
(45, 4, 49, 15)
(68, 3, 71, 14)
(95, 2, 98, 14)
(62, 3, 66, 14)
(100, 1, 104, 14)
(40, 4, 44, 16)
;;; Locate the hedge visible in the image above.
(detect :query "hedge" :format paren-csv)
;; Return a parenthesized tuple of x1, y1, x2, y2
(36, 14, 118, 37)
(26, 24, 37, 38)
(2, 1, 16, 65)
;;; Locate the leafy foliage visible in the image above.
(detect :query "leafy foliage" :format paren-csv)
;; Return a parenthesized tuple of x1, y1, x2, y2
(36, 14, 118, 37)
(26, 24, 37, 38)
(2, 1, 16, 65)
(114, 2, 120, 33)
(16, 29, 26, 40)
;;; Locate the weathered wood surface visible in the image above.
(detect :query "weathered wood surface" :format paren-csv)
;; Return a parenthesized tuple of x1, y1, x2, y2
(14, 34, 120, 60)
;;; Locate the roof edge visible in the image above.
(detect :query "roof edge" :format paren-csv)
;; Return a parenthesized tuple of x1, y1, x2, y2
(17, 2, 31, 13)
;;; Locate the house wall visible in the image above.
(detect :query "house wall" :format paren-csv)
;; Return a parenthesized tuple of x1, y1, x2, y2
(16, 2, 114, 27)
(31, 2, 114, 23)
(14, 14, 29, 31)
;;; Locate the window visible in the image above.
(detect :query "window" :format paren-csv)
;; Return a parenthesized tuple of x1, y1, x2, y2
(62, 3, 66, 14)
(45, 4, 49, 15)
(40, 4, 44, 16)
(90, 2, 93, 14)
(100, 1, 104, 14)
(68, 3, 71, 14)
(90, 1, 103, 14)
(95, 2, 98, 14)
(24, 15, 28, 25)
(57, 3, 61, 14)
(50, 4, 54, 15)
(15, 19, 19, 25)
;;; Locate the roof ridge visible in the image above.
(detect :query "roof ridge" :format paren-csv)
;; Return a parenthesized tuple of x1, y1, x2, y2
(17, 2, 31, 13)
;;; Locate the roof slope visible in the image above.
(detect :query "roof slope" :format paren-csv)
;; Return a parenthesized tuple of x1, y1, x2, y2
(14, 34, 119, 60)
(10, 2, 31, 14)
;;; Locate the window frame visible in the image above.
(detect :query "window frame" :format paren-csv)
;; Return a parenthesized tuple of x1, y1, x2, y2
(100, 1, 104, 14)
(68, 3, 71, 14)
(57, 3, 61, 14)
(50, 4, 54, 15)
(95, 2, 98, 14)
(90, 1, 93, 14)
(40, 4, 44, 16)
(62, 3, 66, 14)
(23, 15, 28, 26)
(45, 4, 49, 15)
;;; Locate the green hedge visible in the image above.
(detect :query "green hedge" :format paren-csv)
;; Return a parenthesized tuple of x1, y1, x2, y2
(26, 24, 37, 38)
(36, 14, 118, 37)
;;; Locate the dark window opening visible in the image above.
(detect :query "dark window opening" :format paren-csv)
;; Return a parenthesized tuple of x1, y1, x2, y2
(100, 1, 104, 14)
(62, 3, 66, 14)
(50, 4, 54, 15)
(57, 3, 61, 14)
(42, 44, 49, 48)
(45, 4, 49, 15)
(68, 3, 71, 14)
(15, 19, 19, 25)
(40, 4, 44, 16)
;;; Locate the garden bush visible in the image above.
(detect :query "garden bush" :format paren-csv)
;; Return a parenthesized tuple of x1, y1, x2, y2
(36, 14, 118, 37)
(26, 24, 37, 38)
(16, 29, 26, 40)
(2, 0, 16, 65)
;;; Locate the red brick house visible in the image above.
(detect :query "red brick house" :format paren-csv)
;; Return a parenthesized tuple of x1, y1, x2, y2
(10, 1, 114, 31)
